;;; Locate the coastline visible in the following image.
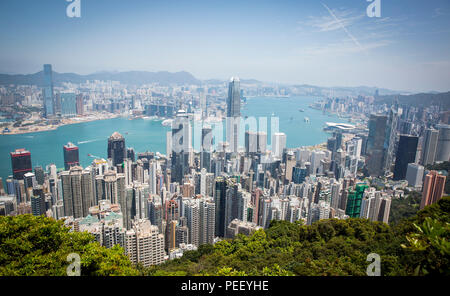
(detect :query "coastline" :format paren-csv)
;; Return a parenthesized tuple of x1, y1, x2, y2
(1, 113, 122, 136)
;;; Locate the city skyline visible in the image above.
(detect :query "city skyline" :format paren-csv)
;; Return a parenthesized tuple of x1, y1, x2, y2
(0, 0, 450, 92)
(0, 1, 449, 278)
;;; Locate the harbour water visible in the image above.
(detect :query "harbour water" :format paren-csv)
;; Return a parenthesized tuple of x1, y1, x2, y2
(0, 96, 349, 181)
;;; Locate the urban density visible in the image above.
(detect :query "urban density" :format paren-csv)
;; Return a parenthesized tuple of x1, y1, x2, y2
(1, 63, 448, 270)
(0, 0, 449, 279)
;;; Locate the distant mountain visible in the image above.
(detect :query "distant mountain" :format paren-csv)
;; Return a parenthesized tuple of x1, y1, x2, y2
(292, 84, 407, 97)
(0, 70, 201, 86)
(375, 91, 450, 110)
(203, 78, 262, 85)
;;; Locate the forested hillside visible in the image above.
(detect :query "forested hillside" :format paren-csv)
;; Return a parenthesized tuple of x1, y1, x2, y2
(1, 197, 449, 276)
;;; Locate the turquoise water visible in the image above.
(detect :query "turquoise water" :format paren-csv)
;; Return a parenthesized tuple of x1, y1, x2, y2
(241, 96, 347, 148)
(0, 96, 348, 181)
(0, 117, 170, 181)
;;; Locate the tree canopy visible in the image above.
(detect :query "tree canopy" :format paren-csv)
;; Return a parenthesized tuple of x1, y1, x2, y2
(1, 197, 448, 276)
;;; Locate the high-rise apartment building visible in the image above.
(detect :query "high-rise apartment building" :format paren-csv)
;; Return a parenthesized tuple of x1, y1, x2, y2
(420, 170, 446, 209)
(61, 166, 94, 218)
(124, 219, 165, 267)
(345, 183, 368, 218)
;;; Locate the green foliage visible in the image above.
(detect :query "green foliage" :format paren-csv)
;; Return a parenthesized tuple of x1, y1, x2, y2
(147, 197, 450, 276)
(215, 267, 248, 276)
(389, 191, 422, 225)
(0, 215, 138, 276)
(401, 217, 450, 275)
(2, 198, 449, 276)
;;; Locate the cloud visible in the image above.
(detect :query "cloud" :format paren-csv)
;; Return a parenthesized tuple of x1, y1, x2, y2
(297, 7, 364, 33)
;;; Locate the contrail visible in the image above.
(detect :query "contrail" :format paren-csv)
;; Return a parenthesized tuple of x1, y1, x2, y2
(321, 2, 364, 52)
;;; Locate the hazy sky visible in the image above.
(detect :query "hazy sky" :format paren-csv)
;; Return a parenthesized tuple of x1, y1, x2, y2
(0, 0, 449, 92)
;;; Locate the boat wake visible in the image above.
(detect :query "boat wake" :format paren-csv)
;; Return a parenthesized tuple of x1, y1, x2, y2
(78, 138, 102, 144)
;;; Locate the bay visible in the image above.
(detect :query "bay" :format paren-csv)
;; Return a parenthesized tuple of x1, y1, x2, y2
(0, 96, 349, 182)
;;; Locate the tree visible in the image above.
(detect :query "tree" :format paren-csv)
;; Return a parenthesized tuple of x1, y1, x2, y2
(401, 217, 450, 275)
(0, 215, 138, 276)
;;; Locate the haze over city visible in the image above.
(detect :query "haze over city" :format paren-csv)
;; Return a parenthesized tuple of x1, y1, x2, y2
(0, 0, 450, 92)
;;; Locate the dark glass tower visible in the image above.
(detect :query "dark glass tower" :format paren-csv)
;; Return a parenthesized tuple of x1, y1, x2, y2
(127, 147, 135, 162)
(10, 149, 32, 180)
(107, 132, 126, 166)
(214, 177, 227, 237)
(63, 142, 80, 170)
(43, 64, 54, 118)
(393, 135, 418, 180)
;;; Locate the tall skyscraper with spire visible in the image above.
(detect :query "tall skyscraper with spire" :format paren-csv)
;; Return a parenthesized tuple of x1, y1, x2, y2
(226, 77, 241, 153)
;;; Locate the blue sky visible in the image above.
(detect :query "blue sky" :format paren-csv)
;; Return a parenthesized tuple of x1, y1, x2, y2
(0, 0, 449, 92)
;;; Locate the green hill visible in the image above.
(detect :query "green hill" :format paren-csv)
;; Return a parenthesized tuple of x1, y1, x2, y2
(1, 197, 448, 276)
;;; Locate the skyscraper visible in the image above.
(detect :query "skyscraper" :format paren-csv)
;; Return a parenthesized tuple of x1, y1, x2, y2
(435, 124, 450, 162)
(393, 135, 418, 180)
(420, 170, 446, 210)
(108, 132, 126, 166)
(60, 93, 77, 117)
(127, 147, 135, 162)
(201, 126, 212, 172)
(405, 163, 424, 188)
(272, 132, 286, 158)
(124, 219, 165, 267)
(31, 186, 46, 216)
(421, 128, 439, 165)
(61, 166, 94, 218)
(10, 149, 32, 180)
(366, 111, 397, 177)
(76, 94, 84, 115)
(34, 166, 45, 185)
(345, 183, 368, 218)
(63, 142, 80, 170)
(43, 64, 54, 118)
(200, 91, 207, 119)
(214, 177, 227, 237)
(256, 132, 267, 154)
(171, 111, 192, 183)
(226, 77, 241, 153)
(245, 131, 257, 154)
